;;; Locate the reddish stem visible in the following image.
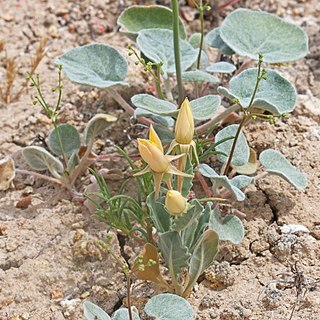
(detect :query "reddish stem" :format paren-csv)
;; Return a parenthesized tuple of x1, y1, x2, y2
(195, 171, 213, 197)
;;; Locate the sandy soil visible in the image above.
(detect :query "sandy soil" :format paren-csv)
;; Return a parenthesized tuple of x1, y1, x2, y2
(0, 0, 319, 319)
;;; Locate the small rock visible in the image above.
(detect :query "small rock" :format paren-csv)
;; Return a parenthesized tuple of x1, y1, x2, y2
(60, 299, 81, 317)
(280, 224, 310, 235)
(51, 289, 64, 300)
(80, 291, 90, 299)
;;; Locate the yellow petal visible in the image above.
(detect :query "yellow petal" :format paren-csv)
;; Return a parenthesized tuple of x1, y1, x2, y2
(165, 190, 187, 216)
(175, 98, 194, 145)
(149, 124, 163, 152)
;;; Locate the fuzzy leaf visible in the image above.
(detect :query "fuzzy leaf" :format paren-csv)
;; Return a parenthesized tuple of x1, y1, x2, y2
(182, 70, 219, 83)
(0, 157, 15, 191)
(145, 294, 193, 320)
(189, 33, 202, 48)
(67, 150, 80, 173)
(118, 5, 186, 39)
(215, 124, 250, 166)
(220, 8, 308, 63)
(137, 29, 198, 77)
(84, 114, 117, 146)
(83, 301, 111, 320)
(259, 149, 308, 190)
(22, 146, 64, 178)
(158, 231, 190, 278)
(134, 108, 175, 127)
(230, 175, 253, 189)
(233, 148, 258, 175)
(205, 28, 234, 55)
(48, 124, 80, 157)
(218, 68, 296, 115)
(209, 206, 244, 244)
(113, 309, 140, 320)
(206, 61, 236, 74)
(190, 95, 221, 121)
(55, 43, 128, 88)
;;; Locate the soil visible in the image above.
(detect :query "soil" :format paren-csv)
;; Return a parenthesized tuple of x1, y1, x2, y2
(0, 0, 320, 319)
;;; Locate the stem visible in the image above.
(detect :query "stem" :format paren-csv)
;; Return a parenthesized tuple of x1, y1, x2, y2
(177, 158, 183, 192)
(16, 168, 64, 186)
(196, 1, 204, 70)
(164, 78, 174, 102)
(171, 0, 184, 104)
(126, 274, 133, 320)
(195, 171, 212, 197)
(166, 179, 173, 190)
(155, 64, 165, 100)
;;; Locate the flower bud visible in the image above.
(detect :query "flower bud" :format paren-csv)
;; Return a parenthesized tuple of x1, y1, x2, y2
(165, 190, 188, 216)
(138, 139, 169, 173)
(175, 98, 194, 145)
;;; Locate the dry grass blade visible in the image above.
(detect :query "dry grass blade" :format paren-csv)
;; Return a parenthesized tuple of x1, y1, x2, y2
(0, 39, 5, 52)
(3, 57, 16, 104)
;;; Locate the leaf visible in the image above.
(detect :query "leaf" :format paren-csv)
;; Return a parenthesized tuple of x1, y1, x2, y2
(145, 294, 193, 320)
(206, 61, 236, 74)
(131, 94, 177, 116)
(158, 231, 190, 278)
(134, 108, 175, 127)
(48, 124, 80, 157)
(218, 68, 296, 115)
(220, 8, 308, 63)
(0, 157, 15, 191)
(172, 199, 203, 232)
(205, 27, 234, 55)
(137, 29, 198, 77)
(55, 43, 128, 88)
(182, 70, 219, 83)
(185, 229, 219, 295)
(113, 309, 140, 320)
(146, 193, 171, 233)
(233, 148, 258, 175)
(84, 114, 117, 146)
(209, 206, 244, 244)
(189, 33, 202, 48)
(198, 164, 246, 201)
(83, 301, 111, 320)
(259, 149, 308, 190)
(230, 175, 253, 189)
(215, 124, 250, 166)
(67, 150, 80, 173)
(132, 243, 161, 282)
(22, 146, 64, 178)
(118, 5, 186, 40)
(190, 95, 221, 121)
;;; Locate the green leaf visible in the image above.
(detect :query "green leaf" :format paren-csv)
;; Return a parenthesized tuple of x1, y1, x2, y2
(181, 155, 194, 197)
(146, 193, 171, 233)
(220, 8, 308, 63)
(185, 229, 219, 295)
(113, 309, 140, 320)
(22, 146, 64, 178)
(189, 33, 202, 48)
(230, 175, 253, 189)
(48, 124, 80, 157)
(218, 68, 296, 115)
(182, 70, 219, 83)
(137, 29, 198, 77)
(259, 149, 308, 190)
(158, 231, 190, 278)
(84, 114, 117, 146)
(118, 5, 186, 40)
(205, 28, 234, 55)
(233, 148, 258, 175)
(134, 108, 175, 127)
(190, 95, 221, 121)
(145, 294, 193, 320)
(55, 44, 128, 88)
(209, 206, 244, 244)
(198, 164, 246, 201)
(206, 61, 236, 74)
(215, 124, 250, 166)
(67, 150, 80, 173)
(83, 301, 111, 320)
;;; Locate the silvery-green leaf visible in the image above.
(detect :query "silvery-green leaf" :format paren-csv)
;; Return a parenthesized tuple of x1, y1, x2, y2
(215, 124, 250, 166)
(83, 301, 111, 320)
(190, 95, 221, 121)
(259, 149, 308, 190)
(158, 231, 190, 278)
(48, 124, 80, 157)
(22, 146, 64, 178)
(182, 70, 219, 83)
(209, 206, 244, 244)
(206, 62, 236, 74)
(131, 94, 177, 116)
(84, 114, 117, 146)
(134, 108, 174, 127)
(205, 28, 234, 55)
(233, 148, 258, 175)
(113, 309, 140, 320)
(193, 50, 209, 69)
(137, 29, 198, 77)
(153, 124, 174, 143)
(220, 9, 308, 63)
(198, 164, 246, 201)
(118, 5, 186, 40)
(67, 150, 80, 173)
(185, 229, 219, 295)
(230, 175, 253, 189)
(189, 33, 202, 48)
(145, 294, 193, 320)
(218, 68, 296, 115)
(55, 44, 128, 88)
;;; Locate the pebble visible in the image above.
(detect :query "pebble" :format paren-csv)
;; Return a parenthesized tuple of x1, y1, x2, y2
(280, 224, 310, 235)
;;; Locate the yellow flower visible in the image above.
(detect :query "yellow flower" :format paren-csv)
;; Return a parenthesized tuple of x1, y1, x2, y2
(175, 98, 194, 145)
(134, 125, 193, 199)
(165, 190, 188, 216)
